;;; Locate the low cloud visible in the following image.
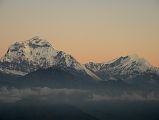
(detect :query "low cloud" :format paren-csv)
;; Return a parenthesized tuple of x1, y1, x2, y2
(0, 87, 91, 103)
(0, 87, 159, 103)
(92, 92, 159, 101)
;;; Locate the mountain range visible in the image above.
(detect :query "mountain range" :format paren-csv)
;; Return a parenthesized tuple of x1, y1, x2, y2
(0, 36, 159, 87)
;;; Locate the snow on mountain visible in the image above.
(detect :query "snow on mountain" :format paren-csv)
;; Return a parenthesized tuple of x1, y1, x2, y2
(0, 36, 100, 80)
(107, 54, 153, 73)
(1, 36, 58, 63)
(85, 54, 159, 81)
(0, 36, 58, 74)
(0, 36, 158, 82)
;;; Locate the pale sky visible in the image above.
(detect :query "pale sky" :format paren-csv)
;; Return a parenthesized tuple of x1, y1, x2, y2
(0, 0, 159, 66)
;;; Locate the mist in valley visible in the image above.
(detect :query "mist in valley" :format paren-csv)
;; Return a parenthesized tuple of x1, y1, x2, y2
(0, 85, 159, 120)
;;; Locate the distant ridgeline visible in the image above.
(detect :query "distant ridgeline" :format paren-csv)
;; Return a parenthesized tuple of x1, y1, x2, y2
(0, 36, 159, 88)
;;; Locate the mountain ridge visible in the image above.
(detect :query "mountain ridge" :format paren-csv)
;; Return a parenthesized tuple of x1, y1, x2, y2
(0, 36, 100, 80)
(85, 55, 159, 82)
(0, 36, 159, 83)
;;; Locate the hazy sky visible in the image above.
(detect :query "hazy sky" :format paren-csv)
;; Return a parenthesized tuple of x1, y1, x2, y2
(0, 0, 159, 66)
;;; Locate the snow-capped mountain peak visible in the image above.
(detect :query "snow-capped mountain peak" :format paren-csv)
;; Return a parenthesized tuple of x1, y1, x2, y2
(27, 36, 52, 48)
(85, 54, 158, 81)
(126, 54, 150, 66)
(116, 54, 153, 73)
(0, 37, 158, 82)
(1, 36, 57, 61)
(0, 37, 100, 80)
(0, 37, 59, 74)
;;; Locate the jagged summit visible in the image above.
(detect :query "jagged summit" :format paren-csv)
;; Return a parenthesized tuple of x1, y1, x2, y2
(9, 36, 52, 49)
(117, 54, 151, 68)
(0, 37, 58, 75)
(101, 54, 149, 65)
(90, 54, 151, 67)
(0, 37, 158, 82)
(1, 36, 57, 63)
(26, 36, 52, 48)
(0, 37, 100, 80)
(87, 54, 152, 69)
(85, 54, 159, 81)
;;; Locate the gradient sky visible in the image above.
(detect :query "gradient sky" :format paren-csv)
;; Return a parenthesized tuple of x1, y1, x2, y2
(0, 0, 159, 66)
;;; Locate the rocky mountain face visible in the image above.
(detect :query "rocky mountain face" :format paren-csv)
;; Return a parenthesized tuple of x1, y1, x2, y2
(0, 36, 99, 80)
(0, 36, 158, 84)
(85, 55, 159, 83)
(0, 36, 57, 75)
